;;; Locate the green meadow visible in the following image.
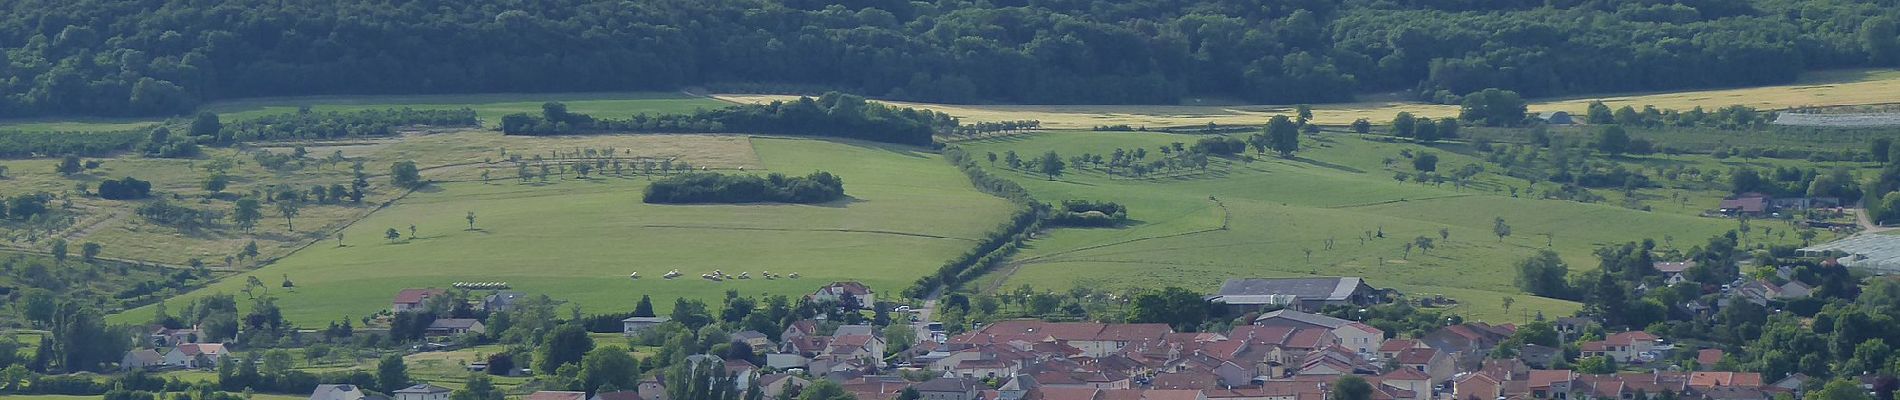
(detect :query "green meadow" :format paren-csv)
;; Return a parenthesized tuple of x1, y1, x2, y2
(110, 137, 1014, 325)
(960, 131, 1819, 323)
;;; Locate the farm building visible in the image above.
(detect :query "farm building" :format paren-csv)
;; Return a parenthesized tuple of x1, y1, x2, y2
(1207, 277, 1388, 313)
(392, 288, 447, 313)
(1718, 193, 1840, 216)
(425, 318, 487, 336)
(1800, 234, 1900, 274)
(622, 316, 672, 336)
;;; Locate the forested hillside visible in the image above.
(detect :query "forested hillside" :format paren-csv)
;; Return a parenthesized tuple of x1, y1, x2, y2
(2, 0, 1897, 117)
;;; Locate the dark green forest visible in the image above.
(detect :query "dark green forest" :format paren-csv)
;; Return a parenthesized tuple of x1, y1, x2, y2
(2, 0, 1898, 118)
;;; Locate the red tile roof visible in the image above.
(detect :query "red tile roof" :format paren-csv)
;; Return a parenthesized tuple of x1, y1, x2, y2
(1698, 349, 1725, 366)
(1690, 372, 1763, 388)
(1528, 370, 1574, 389)
(1394, 348, 1439, 365)
(393, 288, 446, 305)
(1379, 339, 1421, 353)
(1605, 331, 1659, 346)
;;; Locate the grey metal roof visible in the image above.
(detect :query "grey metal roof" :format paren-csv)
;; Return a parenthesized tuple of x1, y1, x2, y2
(1212, 277, 1363, 304)
(1800, 234, 1900, 274)
(1252, 309, 1352, 328)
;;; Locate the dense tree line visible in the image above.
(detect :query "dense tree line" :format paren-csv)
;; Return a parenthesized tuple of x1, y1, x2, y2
(209, 108, 477, 144)
(907, 146, 1048, 298)
(4, 0, 1896, 118)
(504, 93, 954, 146)
(642, 171, 845, 204)
(0, 130, 144, 157)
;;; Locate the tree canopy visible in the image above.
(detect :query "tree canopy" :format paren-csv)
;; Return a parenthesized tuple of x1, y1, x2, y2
(1, 0, 1894, 118)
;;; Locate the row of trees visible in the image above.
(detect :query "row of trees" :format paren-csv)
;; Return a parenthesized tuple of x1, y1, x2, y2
(642, 172, 845, 204)
(503, 93, 955, 146)
(0, 130, 144, 157)
(5, 0, 1894, 118)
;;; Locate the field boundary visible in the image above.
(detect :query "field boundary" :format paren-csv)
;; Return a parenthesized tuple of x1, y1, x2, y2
(983, 197, 1228, 293)
(637, 224, 978, 241)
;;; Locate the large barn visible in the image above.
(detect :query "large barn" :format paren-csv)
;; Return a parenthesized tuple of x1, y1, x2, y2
(1206, 277, 1389, 313)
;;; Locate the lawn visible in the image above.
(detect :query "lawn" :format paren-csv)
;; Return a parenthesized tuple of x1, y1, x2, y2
(959, 131, 1811, 323)
(718, 68, 1900, 128)
(110, 136, 1015, 325)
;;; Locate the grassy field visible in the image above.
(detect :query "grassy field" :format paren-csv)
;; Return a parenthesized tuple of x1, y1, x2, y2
(0, 91, 728, 132)
(0, 131, 767, 268)
(110, 136, 1014, 325)
(958, 131, 1819, 323)
(719, 68, 1900, 128)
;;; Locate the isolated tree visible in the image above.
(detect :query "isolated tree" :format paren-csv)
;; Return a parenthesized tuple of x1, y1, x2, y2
(1596, 125, 1630, 156)
(81, 242, 101, 263)
(391, 161, 424, 189)
(1514, 249, 1569, 297)
(1502, 296, 1516, 313)
(1414, 236, 1435, 254)
(190, 112, 222, 137)
(1414, 119, 1439, 142)
(633, 295, 657, 317)
(386, 228, 402, 243)
(1412, 152, 1438, 172)
(242, 240, 260, 260)
(1004, 151, 1022, 169)
(1037, 151, 1066, 180)
(234, 197, 263, 232)
(376, 354, 410, 393)
(1875, 138, 1893, 163)
(56, 154, 82, 175)
(50, 238, 68, 264)
(1391, 112, 1416, 138)
(204, 174, 229, 195)
(538, 323, 594, 373)
(1494, 217, 1511, 241)
(578, 345, 641, 395)
(1586, 101, 1615, 124)
(1294, 104, 1313, 125)
(986, 152, 998, 165)
(1351, 118, 1371, 134)
(1458, 88, 1528, 126)
(466, 211, 477, 230)
(409, 224, 418, 239)
(1265, 115, 1300, 157)
(277, 200, 302, 231)
(1438, 227, 1450, 241)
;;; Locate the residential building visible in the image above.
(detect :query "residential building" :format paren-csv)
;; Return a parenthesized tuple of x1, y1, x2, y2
(1393, 348, 1455, 384)
(310, 384, 371, 400)
(915, 376, 985, 400)
(1579, 331, 1659, 363)
(592, 392, 642, 400)
(1207, 277, 1387, 313)
(394, 384, 453, 400)
(1654, 262, 1697, 285)
(426, 319, 486, 336)
(122, 349, 164, 371)
(393, 288, 447, 313)
(951, 320, 1172, 358)
(528, 392, 589, 400)
(163, 343, 226, 369)
(1252, 309, 1384, 357)
(483, 291, 527, 312)
(811, 281, 876, 309)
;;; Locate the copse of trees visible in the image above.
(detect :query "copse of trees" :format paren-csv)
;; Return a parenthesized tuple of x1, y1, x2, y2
(1049, 200, 1128, 227)
(209, 108, 479, 144)
(503, 93, 955, 146)
(96, 177, 153, 200)
(2, 0, 1890, 119)
(642, 172, 845, 204)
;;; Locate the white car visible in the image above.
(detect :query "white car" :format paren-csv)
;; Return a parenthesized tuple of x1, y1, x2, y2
(895, 305, 912, 312)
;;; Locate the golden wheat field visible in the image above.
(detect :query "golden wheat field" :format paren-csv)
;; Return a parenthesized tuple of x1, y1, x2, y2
(716, 68, 1900, 128)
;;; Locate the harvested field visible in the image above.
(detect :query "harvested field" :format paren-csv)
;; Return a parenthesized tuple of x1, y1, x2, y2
(1772, 112, 1900, 127)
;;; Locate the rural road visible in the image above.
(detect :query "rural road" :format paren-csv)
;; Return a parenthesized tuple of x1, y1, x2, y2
(1854, 207, 1896, 234)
